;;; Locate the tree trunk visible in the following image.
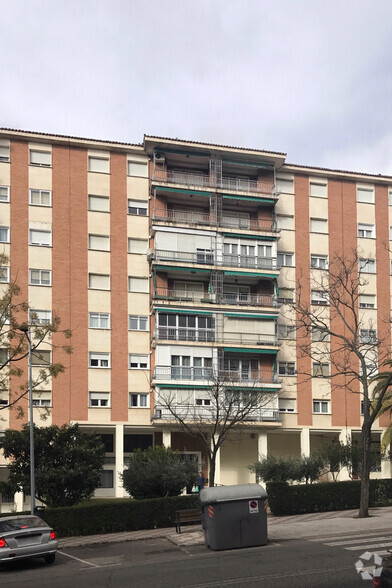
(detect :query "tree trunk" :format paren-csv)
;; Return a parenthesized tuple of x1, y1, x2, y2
(209, 456, 215, 487)
(359, 425, 371, 518)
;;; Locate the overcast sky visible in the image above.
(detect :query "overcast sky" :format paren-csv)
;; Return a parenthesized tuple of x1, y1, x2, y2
(2, 0, 392, 174)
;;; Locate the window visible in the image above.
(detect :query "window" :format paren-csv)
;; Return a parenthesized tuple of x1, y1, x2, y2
(197, 248, 214, 264)
(129, 315, 148, 330)
(123, 434, 153, 452)
(88, 156, 109, 173)
(128, 199, 148, 215)
(29, 149, 51, 167)
(100, 470, 114, 488)
(313, 400, 330, 413)
(129, 354, 149, 369)
(29, 269, 51, 286)
(278, 362, 296, 376)
(196, 398, 211, 406)
(128, 238, 148, 254)
(127, 160, 148, 177)
(277, 323, 296, 340)
(359, 258, 376, 273)
(359, 295, 376, 309)
(29, 189, 51, 207)
(32, 394, 51, 407)
(357, 186, 375, 204)
(277, 289, 294, 303)
(128, 277, 149, 293)
(312, 362, 330, 377)
(389, 190, 392, 206)
(310, 181, 327, 198)
(279, 399, 295, 413)
(360, 329, 377, 344)
(358, 223, 375, 238)
(0, 227, 9, 243)
(31, 350, 51, 366)
(89, 392, 110, 407)
(158, 313, 215, 342)
(0, 187, 9, 202)
(89, 352, 110, 368)
(89, 273, 110, 290)
(89, 312, 110, 329)
(311, 327, 330, 342)
(276, 177, 294, 194)
(88, 195, 110, 212)
(311, 291, 329, 305)
(277, 252, 294, 267)
(0, 267, 9, 283)
(29, 228, 51, 246)
(88, 234, 110, 251)
(129, 393, 148, 407)
(100, 434, 114, 453)
(0, 143, 10, 162)
(29, 309, 51, 324)
(310, 218, 328, 233)
(276, 215, 294, 230)
(311, 255, 328, 269)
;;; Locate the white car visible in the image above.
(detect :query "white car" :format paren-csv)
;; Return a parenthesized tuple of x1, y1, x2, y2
(0, 515, 57, 565)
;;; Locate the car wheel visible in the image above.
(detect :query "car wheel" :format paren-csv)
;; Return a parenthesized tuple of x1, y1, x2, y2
(44, 553, 56, 564)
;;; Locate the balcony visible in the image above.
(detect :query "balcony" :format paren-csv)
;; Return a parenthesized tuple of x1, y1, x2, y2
(154, 366, 280, 384)
(153, 249, 277, 271)
(152, 168, 276, 196)
(154, 328, 278, 346)
(152, 208, 279, 233)
(153, 288, 276, 308)
(153, 405, 281, 422)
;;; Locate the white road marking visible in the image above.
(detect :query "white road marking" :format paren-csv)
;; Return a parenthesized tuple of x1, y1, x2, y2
(326, 536, 392, 546)
(345, 542, 392, 551)
(58, 551, 100, 567)
(309, 530, 391, 542)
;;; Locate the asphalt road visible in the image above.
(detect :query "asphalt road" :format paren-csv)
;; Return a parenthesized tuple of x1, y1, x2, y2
(0, 531, 374, 587)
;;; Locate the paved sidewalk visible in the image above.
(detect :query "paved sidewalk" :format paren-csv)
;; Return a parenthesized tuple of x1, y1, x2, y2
(59, 505, 392, 549)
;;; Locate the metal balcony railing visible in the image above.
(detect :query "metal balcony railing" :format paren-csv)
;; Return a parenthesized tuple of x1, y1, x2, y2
(152, 208, 279, 233)
(152, 168, 276, 196)
(154, 366, 279, 384)
(153, 289, 276, 307)
(153, 405, 281, 422)
(153, 250, 277, 270)
(221, 293, 276, 306)
(154, 328, 278, 346)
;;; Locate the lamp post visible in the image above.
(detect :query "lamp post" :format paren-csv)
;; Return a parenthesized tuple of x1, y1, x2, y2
(18, 323, 35, 515)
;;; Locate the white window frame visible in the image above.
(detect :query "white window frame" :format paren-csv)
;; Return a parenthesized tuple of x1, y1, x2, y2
(312, 362, 330, 377)
(278, 361, 296, 376)
(279, 399, 296, 413)
(128, 238, 148, 254)
(277, 323, 296, 340)
(29, 228, 51, 247)
(310, 255, 328, 270)
(128, 277, 149, 293)
(311, 327, 330, 342)
(89, 392, 110, 408)
(360, 329, 377, 344)
(357, 186, 375, 204)
(359, 295, 376, 309)
(89, 312, 110, 329)
(29, 149, 51, 167)
(0, 143, 10, 162)
(0, 267, 9, 283)
(127, 160, 148, 177)
(311, 291, 329, 305)
(88, 156, 110, 174)
(0, 186, 10, 203)
(88, 234, 110, 251)
(310, 218, 328, 233)
(31, 350, 51, 366)
(29, 189, 52, 207)
(309, 181, 327, 198)
(129, 393, 148, 408)
(29, 269, 51, 286)
(89, 352, 110, 368)
(276, 215, 294, 230)
(277, 289, 294, 303)
(277, 252, 294, 267)
(129, 354, 149, 369)
(313, 400, 330, 414)
(389, 190, 392, 206)
(29, 309, 52, 324)
(127, 199, 148, 216)
(88, 194, 110, 212)
(276, 177, 294, 194)
(32, 393, 52, 407)
(128, 315, 149, 331)
(0, 226, 9, 243)
(88, 273, 110, 290)
(359, 258, 376, 274)
(358, 223, 375, 238)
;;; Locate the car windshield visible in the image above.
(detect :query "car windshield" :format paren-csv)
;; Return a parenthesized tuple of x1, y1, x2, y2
(0, 516, 46, 532)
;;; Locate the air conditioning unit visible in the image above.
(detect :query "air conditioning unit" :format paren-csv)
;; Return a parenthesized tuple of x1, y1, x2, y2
(147, 248, 154, 260)
(155, 153, 165, 163)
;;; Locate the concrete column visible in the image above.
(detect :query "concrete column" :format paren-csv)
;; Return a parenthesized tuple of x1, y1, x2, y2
(258, 431, 268, 460)
(339, 428, 351, 481)
(14, 491, 24, 513)
(300, 428, 310, 457)
(381, 442, 392, 479)
(162, 429, 171, 448)
(115, 424, 124, 498)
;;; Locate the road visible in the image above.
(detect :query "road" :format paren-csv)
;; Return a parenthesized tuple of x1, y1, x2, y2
(0, 526, 382, 588)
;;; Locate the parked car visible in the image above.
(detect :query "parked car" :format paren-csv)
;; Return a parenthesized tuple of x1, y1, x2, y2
(0, 515, 57, 565)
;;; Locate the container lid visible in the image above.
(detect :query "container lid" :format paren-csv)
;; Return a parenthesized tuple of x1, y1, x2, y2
(199, 483, 267, 505)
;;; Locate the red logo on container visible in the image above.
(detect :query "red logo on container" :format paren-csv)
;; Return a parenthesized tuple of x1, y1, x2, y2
(208, 505, 214, 518)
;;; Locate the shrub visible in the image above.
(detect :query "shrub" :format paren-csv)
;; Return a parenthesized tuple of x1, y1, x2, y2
(121, 446, 199, 499)
(24, 495, 200, 537)
(250, 455, 299, 483)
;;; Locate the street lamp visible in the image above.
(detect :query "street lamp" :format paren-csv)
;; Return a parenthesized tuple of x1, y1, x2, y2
(18, 323, 35, 515)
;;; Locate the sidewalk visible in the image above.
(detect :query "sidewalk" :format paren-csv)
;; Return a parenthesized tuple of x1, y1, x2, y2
(59, 505, 392, 549)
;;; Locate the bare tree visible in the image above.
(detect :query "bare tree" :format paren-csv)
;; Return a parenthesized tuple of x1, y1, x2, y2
(0, 258, 72, 416)
(286, 251, 390, 517)
(155, 371, 278, 487)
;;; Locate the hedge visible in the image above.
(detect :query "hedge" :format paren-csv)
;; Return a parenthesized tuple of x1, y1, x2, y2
(266, 478, 392, 516)
(9, 495, 199, 537)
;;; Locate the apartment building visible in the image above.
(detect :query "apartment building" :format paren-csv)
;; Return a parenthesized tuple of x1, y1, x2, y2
(0, 128, 391, 510)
